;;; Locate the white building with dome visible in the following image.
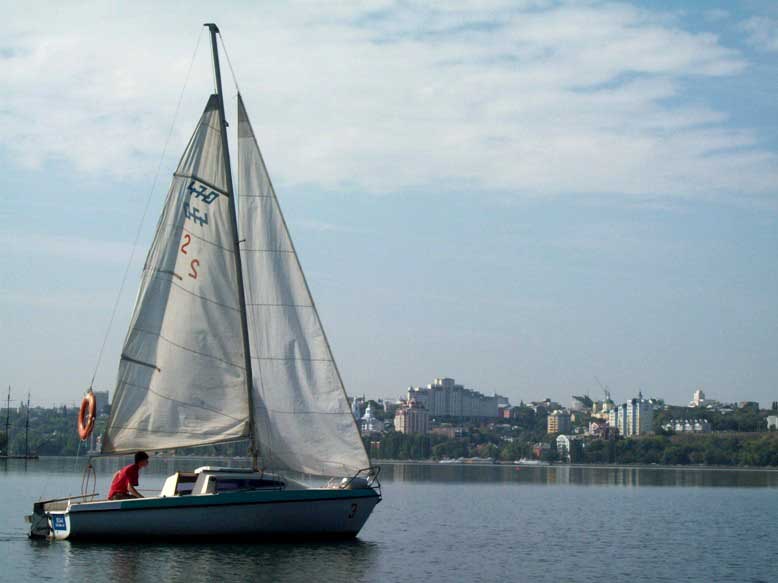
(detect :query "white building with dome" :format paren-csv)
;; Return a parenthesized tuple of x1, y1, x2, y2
(360, 403, 383, 434)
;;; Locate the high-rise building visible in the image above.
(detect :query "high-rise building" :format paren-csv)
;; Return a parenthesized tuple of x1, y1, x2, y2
(610, 394, 653, 437)
(93, 390, 110, 416)
(608, 403, 627, 436)
(394, 399, 429, 434)
(626, 397, 653, 436)
(406, 377, 509, 419)
(547, 410, 571, 434)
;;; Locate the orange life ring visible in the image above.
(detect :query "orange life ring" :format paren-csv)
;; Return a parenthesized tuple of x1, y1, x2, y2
(78, 392, 96, 440)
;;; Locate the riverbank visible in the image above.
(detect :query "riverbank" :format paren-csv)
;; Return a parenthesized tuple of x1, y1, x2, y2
(8, 455, 778, 472)
(373, 458, 778, 471)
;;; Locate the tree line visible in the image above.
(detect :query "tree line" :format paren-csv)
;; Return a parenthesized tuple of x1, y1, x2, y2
(7, 402, 778, 468)
(367, 428, 778, 467)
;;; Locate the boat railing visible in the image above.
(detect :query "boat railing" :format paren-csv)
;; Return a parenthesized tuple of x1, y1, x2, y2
(37, 493, 102, 511)
(346, 466, 382, 500)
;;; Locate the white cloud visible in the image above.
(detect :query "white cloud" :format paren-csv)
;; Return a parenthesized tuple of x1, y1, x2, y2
(704, 9, 730, 23)
(0, 289, 116, 310)
(291, 219, 365, 234)
(741, 16, 778, 52)
(0, 0, 774, 201)
(0, 232, 137, 264)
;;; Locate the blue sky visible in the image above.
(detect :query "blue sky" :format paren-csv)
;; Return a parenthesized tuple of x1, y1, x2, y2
(1, 1, 777, 408)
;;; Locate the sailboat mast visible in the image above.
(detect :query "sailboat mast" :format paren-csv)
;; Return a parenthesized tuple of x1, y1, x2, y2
(205, 23, 259, 470)
(4, 386, 10, 456)
(24, 392, 30, 458)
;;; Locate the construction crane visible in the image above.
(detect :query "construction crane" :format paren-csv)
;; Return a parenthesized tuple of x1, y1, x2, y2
(594, 376, 611, 402)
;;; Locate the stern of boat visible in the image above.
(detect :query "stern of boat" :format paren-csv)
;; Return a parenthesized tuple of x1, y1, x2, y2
(27, 499, 71, 540)
(27, 501, 50, 539)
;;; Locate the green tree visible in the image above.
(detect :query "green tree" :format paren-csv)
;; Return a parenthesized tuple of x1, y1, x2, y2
(499, 440, 529, 461)
(476, 443, 499, 459)
(662, 445, 691, 465)
(432, 440, 468, 460)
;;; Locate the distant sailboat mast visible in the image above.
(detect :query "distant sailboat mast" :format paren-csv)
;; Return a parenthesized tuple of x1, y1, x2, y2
(204, 23, 259, 470)
(24, 392, 30, 458)
(4, 386, 10, 456)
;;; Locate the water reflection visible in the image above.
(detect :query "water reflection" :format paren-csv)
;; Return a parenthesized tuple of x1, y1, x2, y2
(379, 462, 778, 488)
(5, 457, 778, 491)
(61, 539, 378, 582)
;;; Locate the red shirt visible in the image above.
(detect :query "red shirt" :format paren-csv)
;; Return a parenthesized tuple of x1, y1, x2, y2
(108, 463, 140, 499)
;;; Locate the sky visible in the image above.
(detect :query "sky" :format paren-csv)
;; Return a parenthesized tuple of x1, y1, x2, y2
(1, 0, 777, 409)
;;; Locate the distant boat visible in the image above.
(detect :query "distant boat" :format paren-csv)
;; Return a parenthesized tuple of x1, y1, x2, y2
(438, 457, 496, 465)
(29, 24, 380, 541)
(515, 458, 549, 466)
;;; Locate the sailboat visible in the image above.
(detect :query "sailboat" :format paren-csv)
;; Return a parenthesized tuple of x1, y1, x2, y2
(28, 24, 380, 540)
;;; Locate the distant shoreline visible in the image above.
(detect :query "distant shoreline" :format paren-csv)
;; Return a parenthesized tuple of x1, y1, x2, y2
(372, 459, 778, 472)
(9, 456, 777, 472)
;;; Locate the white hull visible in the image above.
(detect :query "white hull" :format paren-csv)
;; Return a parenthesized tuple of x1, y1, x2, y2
(36, 488, 379, 541)
(515, 459, 550, 466)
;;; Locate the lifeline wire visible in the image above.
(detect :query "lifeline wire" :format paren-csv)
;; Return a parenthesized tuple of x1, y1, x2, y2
(220, 31, 274, 472)
(219, 33, 241, 94)
(88, 28, 205, 389)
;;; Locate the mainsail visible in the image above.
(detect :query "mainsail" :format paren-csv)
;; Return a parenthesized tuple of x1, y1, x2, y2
(103, 96, 249, 453)
(237, 95, 370, 476)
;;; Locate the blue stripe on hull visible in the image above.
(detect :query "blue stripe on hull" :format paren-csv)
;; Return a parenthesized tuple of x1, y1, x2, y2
(53, 488, 381, 541)
(69, 487, 378, 514)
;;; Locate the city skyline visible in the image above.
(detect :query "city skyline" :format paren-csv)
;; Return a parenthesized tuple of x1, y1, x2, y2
(2, 1, 777, 408)
(5, 378, 770, 412)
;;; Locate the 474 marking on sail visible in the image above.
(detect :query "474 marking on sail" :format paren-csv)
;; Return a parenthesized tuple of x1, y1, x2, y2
(187, 180, 221, 204)
(184, 203, 208, 226)
(183, 179, 221, 227)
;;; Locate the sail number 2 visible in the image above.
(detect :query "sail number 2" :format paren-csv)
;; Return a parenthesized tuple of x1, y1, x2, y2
(180, 234, 201, 280)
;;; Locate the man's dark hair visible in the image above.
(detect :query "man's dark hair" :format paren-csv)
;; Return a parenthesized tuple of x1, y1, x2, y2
(134, 451, 149, 464)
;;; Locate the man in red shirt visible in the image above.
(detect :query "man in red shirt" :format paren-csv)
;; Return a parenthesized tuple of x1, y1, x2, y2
(108, 451, 149, 500)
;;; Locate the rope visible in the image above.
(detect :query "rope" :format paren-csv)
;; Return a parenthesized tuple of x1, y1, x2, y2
(81, 461, 97, 498)
(87, 28, 205, 390)
(220, 31, 268, 472)
(74, 438, 81, 469)
(218, 33, 241, 94)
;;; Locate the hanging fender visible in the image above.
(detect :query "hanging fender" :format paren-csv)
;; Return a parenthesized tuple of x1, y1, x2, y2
(77, 391, 97, 441)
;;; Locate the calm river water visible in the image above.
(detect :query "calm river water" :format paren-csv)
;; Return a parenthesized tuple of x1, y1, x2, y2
(1, 457, 777, 582)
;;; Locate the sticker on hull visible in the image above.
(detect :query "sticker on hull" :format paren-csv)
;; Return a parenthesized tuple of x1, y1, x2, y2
(52, 515, 67, 531)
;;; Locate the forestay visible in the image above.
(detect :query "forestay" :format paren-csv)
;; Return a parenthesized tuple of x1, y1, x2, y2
(237, 95, 370, 477)
(103, 95, 250, 453)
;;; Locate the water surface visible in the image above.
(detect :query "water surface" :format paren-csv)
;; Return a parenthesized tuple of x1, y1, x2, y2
(1, 458, 776, 582)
